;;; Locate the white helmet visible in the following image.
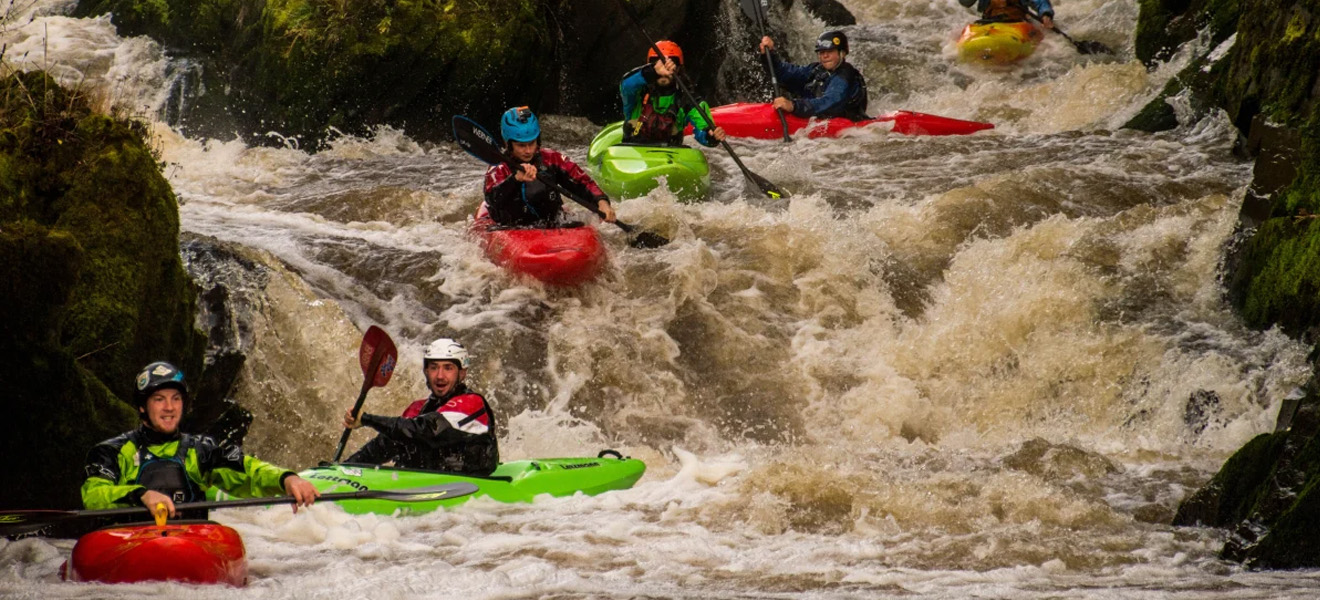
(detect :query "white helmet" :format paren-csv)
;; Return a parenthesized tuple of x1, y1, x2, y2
(423, 338, 470, 369)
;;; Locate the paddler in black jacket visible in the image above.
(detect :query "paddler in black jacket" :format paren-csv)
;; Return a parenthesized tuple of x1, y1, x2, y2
(342, 338, 499, 475)
(757, 30, 869, 121)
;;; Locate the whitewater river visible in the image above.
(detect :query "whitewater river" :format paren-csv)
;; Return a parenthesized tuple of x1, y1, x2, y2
(6, 0, 1320, 597)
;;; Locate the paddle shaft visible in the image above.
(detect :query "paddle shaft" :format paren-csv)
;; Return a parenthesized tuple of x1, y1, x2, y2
(0, 483, 480, 535)
(332, 342, 390, 462)
(613, 0, 788, 199)
(1028, 11, 1106, 55)
(747, 0, 792, 141)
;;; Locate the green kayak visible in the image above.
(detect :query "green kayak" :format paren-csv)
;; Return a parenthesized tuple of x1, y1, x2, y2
(587, 121, 710, 203)
(295, 454, 646, 515)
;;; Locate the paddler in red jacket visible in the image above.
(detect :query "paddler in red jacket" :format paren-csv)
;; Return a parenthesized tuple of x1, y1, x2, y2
(483, 106, 616, 228)
(342, 338, 500, 475)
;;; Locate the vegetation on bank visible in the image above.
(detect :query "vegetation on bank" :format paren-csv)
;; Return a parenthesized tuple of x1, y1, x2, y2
(74, 0, 556, 146)
(0, 71, 206, 510)
(1131, 0, 1320, 570)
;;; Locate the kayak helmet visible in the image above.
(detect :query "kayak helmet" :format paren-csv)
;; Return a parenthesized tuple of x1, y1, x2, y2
(647, 40, 684, 66)
(134, 361, 188, 406)
(500, 106, 540, 145)
(423, 338, 470, 369)
(815, 30, 849, 54)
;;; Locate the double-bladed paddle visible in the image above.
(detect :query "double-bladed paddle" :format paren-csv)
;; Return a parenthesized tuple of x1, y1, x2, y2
(451, 115, 671, 249)
(332, 325, 398, 463)
(1030, 12, 1112, 55)
(612, 0, 791, 200)
(0, 482, 481, 536)
(739, 0, 792, 142)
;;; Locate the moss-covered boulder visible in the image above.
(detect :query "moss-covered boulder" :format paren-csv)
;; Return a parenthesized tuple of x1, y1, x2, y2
(0, 71, 206, 510)
(1152, 0, 1320, 571)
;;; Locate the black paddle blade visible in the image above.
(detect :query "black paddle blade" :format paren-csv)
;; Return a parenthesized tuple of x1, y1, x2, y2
(1074, 40, 1113, 55)
(739, 0, 761, 23)
(0, 510, 74, 536)
(749, 171, 790, 200)
(452, 115, 505, 166)
(629, 230, 671, 249)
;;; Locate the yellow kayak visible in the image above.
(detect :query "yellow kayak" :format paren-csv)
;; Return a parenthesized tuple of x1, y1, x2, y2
(956, 20, 1044, 65)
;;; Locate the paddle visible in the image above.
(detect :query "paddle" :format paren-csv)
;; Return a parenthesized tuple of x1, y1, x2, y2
(612, 0, 791, 200)
(332, 325, 398, 463)
(739, 0, 792, 142)
(1030, 12, 1112, 55)
(451, 115, 671, 249)
(0, 482, 481, 536)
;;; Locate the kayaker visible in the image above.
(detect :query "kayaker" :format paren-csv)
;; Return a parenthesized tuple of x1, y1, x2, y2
(757, 30, 869, 121)
(342, 338, 499, 475)
(958, 0, 1055, 29)
(82, 362, 320, 519)
(620, 40, 727, 147)
(484, 106, 617, 228)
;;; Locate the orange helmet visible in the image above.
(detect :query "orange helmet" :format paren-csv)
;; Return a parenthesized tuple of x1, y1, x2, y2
(647, 40, 684, 66)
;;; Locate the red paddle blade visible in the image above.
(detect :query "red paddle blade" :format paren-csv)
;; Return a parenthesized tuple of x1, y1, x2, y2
(359, 326, 398, 388)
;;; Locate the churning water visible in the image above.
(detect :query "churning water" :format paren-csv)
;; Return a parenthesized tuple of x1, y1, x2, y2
(5, 0, 1320, 597)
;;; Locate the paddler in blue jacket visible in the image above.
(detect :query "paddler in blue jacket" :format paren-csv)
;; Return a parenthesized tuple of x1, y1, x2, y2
(620, 40, 726, 146)
(959, 0, 1055, 29)
(342, 338, 499, 476)
(82, 362, 320, 518)
(757, 30, 869, 121)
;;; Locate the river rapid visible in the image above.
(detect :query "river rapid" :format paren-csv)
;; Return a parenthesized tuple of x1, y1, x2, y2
(5, 0, 1320, 597)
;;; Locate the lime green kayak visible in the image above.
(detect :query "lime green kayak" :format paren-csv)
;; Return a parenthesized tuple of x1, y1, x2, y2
(294, 455, 646, 515)
(587, 121, 710, 203)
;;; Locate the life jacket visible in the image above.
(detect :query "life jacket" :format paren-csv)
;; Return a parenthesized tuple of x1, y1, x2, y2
(400, 385, 499, 474)
(132, 433, 204, 504)
(801, 61, 869, 121)
(983, 0, 1031, 22)
(623, 66, 684, 145)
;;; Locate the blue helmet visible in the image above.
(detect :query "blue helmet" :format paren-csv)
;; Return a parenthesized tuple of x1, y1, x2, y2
(500, 106, 540, 144)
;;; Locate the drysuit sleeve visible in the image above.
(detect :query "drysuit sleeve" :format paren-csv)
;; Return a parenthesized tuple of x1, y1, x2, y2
(686, 102, 719, 147)
(541, 149, 608, 204)
(81, 441, 144, 509)
(483, 163, 523, 225)
(620, 66, 654, 121)
(1033, 0, 1054, 19)
(766, 52, 817, 96)
(195, 437, 293, 499)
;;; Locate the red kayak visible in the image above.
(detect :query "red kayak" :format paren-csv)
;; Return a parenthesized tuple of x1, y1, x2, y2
(689, 103, 994, 139)
(62, 521, 247, 586)
(471, 204, 607, 286)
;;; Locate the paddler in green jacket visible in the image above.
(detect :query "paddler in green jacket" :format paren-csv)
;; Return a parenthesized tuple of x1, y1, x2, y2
(82, 361, 320, 518)
(620, 40, 726, 146)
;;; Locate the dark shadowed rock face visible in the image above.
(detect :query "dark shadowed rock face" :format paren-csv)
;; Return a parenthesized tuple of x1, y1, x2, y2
(1139, 0, 1320, 570)
(0, 71, 207, 510)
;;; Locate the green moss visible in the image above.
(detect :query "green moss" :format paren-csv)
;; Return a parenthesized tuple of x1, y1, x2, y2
(0, 71, 205, 509)
(1173, 432, 1288, 527)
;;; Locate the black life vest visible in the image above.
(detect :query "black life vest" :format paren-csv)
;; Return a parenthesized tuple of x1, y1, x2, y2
(132, 433, 204, 504)
(801, 61, 869, 121)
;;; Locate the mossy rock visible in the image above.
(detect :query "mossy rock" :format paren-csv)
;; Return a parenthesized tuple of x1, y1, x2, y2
(0, 71, 206, 510)
(1172, 432, 1288, 527)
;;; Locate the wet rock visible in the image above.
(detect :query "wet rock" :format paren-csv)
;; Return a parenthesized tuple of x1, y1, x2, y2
(0, 72, 206, 510)
(800, 0, 856, 26)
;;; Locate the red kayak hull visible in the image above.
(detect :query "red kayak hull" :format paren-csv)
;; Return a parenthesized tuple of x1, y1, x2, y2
(63, 521, 247, 586)
(690, 103, 994, 139)
(471, 204, 607, 287)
